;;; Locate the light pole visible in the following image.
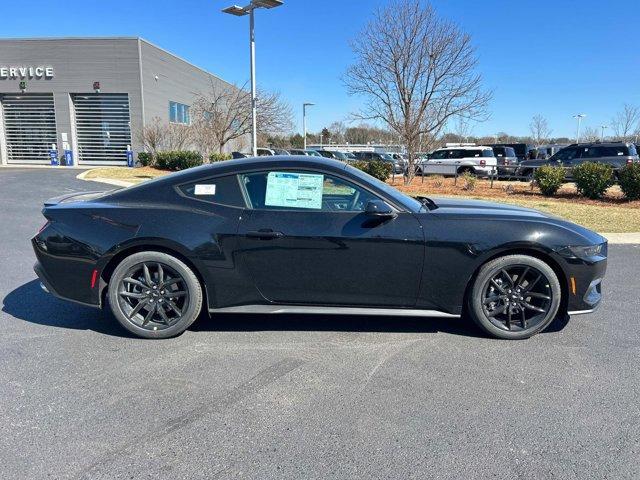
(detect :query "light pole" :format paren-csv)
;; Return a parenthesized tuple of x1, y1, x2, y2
(302, 102, 314, 150)
(573, 114, 586, 143)
(600, 125, 607, 142)
(222, 0, 284, 157)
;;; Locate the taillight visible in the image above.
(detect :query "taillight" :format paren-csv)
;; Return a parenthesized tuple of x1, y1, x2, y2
(480, 159, 486, 166)
(37, 220, 50, 235)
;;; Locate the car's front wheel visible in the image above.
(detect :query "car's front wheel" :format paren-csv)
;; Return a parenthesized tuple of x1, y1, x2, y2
(108, 251, 203, 339)
(467, 255, 561, 339)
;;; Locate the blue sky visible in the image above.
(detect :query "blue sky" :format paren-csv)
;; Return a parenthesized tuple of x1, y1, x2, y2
(3, 0, 639, 137)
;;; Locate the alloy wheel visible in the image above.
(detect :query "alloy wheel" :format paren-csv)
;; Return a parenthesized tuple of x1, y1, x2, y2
(117, 262, 189, 331)
(481, 265, 553, 332)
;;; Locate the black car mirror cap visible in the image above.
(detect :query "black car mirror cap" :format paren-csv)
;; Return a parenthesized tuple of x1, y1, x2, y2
(365, 200, 397, 218)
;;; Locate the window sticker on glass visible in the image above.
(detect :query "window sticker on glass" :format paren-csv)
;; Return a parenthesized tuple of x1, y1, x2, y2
(265, 172, 324, 209)
(194, 184, 216, 195)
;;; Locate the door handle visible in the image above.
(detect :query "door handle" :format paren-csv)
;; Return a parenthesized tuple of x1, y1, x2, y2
(246, 229, 284, 240)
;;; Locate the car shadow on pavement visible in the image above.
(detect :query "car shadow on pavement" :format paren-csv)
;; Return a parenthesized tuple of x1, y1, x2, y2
(2, 280, 133, 338)
(4, 280, 571, 339)
(193, 311, 571, 338)
(192, 312, 487, 337)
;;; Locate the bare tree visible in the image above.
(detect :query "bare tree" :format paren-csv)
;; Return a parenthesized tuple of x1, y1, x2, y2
(581, 126, 600, 143)
(191, 81, 294, 154)
(165, 123, 193, 151)
(611, 104, 640, 141)
(529, 114, 552, 146)
(136, 117, 193, 159)
(136, 117, 166, 160)
(344, 0, 490, 183)
(328, 121, 347, 143)
(343, 124, 395, 144)
(453, 116, 473, 143)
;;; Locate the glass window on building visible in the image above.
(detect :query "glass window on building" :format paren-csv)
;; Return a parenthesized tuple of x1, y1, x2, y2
(169, 101, 190, 124)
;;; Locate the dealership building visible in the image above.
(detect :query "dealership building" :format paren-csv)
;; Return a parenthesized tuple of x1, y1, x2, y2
(0, 37, 235, 166)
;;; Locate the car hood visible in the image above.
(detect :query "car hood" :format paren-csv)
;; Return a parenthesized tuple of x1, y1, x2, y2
(425, 197, 606, 244)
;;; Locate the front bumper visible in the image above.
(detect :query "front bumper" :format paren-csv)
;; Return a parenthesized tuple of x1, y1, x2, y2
(562, 253, 607, 315)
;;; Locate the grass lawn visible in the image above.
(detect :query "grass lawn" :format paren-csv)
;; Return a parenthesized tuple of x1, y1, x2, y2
(390, 176, 640, 233)
(80, 167, 640, 233)
(82, 166, 167, 183)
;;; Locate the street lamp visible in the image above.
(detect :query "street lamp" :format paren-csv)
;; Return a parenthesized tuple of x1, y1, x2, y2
(573, 114, 586, 143)
(221, 0, 284, 157)
(302, 102, 314, 150)
(600, 125, 608, 142)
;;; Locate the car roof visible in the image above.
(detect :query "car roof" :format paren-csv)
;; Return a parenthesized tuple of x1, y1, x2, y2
(437, 145, 491, 150)
(565, 141, 632, 148)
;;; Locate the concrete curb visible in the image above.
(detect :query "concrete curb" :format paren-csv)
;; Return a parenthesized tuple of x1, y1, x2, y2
(76, 171, 135, 188)
(600, 233, 640, 245)
(77, 172, 640, 245)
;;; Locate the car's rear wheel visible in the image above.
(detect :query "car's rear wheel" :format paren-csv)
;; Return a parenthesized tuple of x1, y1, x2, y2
(468, 255, 561, 339)
(108, 251, 203, 339)
(458, 166, 475, 176)
(520, 169, 534, 182)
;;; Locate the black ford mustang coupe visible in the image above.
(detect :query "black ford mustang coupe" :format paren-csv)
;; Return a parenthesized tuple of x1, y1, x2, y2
(33, 157, 607, 339)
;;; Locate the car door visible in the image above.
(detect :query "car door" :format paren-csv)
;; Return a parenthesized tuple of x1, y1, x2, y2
(428, 149, 454, 174)
(550, 147, 581, 176)
(236, 168, 425, 307)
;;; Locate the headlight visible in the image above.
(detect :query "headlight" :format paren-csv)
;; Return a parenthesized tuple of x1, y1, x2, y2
(557, 243, 607, 259)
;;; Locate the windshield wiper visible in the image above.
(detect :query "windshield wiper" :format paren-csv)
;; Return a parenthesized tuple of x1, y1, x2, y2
(415, 196, 438, 211)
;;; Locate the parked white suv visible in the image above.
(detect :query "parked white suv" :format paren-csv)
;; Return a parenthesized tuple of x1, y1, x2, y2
(421, 146, 497, 176)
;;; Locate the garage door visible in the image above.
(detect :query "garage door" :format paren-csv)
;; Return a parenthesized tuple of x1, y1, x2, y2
(1, 93, 57, 164)
(73, 93, 132, 165)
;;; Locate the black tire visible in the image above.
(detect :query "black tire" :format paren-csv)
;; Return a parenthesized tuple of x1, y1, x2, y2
(108, 251, 203, 339)
(467, 254, 561, 340)
(519, 169, 533, 182)
(458, 166, 475, 176)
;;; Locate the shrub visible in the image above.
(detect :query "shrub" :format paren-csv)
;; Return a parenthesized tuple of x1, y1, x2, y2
(209, 152, 232, 162)
(572, 162, 614, 199)
(156, 151, 204, 171)
(534, 165, 566, 196)
(137, 152, 153, 167)
(431, 175, 444, 188)
(618, 163, 640, 200)
(461, 171, 477, 191)
(351, 160, 392, 181)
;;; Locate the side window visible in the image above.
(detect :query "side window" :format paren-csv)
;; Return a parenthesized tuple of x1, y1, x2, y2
(554, 148, 580, 162)
(178, 175, 246, 207)
(240, 171, 379, 212)
(582, 147, 603, 158)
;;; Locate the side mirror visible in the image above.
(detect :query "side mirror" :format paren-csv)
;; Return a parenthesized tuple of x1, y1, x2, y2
(365, 199, 396, 218)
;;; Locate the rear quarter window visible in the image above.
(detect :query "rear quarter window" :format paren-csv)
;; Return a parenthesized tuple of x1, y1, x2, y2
(178, 174, 246, 208)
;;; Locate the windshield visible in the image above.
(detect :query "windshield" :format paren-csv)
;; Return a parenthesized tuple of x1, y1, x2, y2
(379, 153, 394, 161)
(344, 163, 423, 212)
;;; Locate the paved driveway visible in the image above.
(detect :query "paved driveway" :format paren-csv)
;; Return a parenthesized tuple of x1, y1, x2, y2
(1, 168, 639, 479)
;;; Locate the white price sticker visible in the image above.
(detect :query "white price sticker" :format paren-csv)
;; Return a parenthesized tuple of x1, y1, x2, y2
(194, 184, 216, 195)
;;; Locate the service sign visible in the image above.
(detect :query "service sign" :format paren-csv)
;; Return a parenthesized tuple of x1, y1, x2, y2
(0, 66, 54, 79)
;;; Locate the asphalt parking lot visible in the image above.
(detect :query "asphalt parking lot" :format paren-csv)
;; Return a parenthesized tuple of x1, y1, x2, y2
(1, 168, 639, 479)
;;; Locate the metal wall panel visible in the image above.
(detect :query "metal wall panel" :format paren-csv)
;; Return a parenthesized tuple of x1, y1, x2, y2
(1, 93, 56, 164)
(72, 93, 132, 165)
